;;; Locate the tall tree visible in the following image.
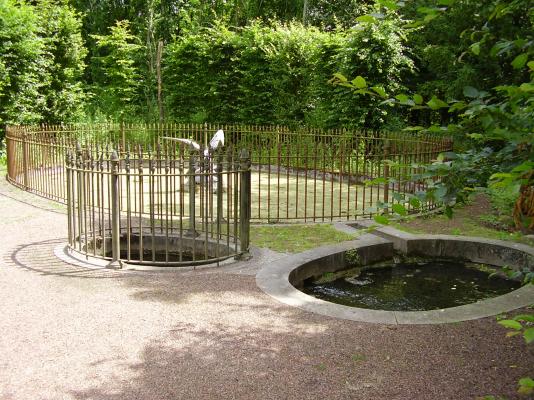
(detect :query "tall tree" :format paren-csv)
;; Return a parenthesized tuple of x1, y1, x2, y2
(90, 20, 143, 120)
(37, 0, 87, 122)
(0, 0, 47, 124)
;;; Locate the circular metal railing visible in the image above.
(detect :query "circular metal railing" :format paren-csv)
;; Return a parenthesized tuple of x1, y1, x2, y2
(6, 123, 453, 222)
(65, 141, 251, 266)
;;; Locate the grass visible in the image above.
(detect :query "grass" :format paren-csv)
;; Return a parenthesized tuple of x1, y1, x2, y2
(393, 216, 532, 245)
(393, 193, 534, 247)
(250, 223, 356, 253)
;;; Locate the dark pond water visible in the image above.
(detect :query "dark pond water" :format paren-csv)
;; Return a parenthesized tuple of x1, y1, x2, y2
(302, 259, 521, 311)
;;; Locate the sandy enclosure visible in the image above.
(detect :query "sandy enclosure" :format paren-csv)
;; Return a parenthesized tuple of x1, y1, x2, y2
(20, 166, 398, 222)
(109, 171, 388, 223)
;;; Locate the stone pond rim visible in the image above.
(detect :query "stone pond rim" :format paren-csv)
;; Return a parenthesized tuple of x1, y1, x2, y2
(255, 224, 534, 325)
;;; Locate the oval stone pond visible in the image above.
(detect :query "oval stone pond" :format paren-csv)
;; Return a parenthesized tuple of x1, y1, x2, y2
(302, 258, 521, 311)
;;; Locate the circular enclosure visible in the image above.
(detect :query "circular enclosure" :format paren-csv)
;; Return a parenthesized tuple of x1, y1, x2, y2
(64, 143, 249, 267)
(5, 123, 452, 222)
(256, 233, 534, 324)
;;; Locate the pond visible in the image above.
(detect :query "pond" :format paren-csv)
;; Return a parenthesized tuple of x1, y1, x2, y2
(303, 259, 521, 311)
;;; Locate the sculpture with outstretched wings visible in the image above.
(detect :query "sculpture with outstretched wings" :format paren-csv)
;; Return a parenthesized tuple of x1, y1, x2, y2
(162, 129, 224, 153)
(162, 129, 225, 188)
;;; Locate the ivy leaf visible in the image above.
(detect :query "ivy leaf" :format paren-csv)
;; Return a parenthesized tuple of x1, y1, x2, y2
(518, 378, 534, 396)
(523, 327, 534, 344)
(427, 96, 449, 110)
(528, 61, 534, 71)
(365, 177, 388, 185)
(370, 12, 386, 19)
(376, 0, 399, 10)
(519, 83, 534, 92)
(498, 320, 522, 330)
(409, 197, 421, 208)
(434, 185, 447, 200)
(413, 93, 423, 104)
(356, 15, 377, 24)
(470, 42, 481, 55)
(449, 101, 467, 112)
(371, 86, 387, 97)
(392, 192, 405, 201)
(513, 314, 534, 323)
(511, 53, 528, 69)
(463, 86, 479, 98)
(332, 73, 348, 82)
(352, 76, 367, 89)
(519, 378, 534, 388)
(392, 203, 408, 216)
(396, 94, 415, 106)
(374, 214, 390, 225)
(467, 133, 483, 140)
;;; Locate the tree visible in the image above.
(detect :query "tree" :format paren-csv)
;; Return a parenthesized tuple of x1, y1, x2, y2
(37, 0, 87, 123)
(90, 20, 143, 120)
(0, 0, 87, 125)
(0, 0, 47, 125)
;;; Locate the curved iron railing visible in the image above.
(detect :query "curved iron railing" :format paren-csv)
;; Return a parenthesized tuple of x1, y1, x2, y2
(6, 123, 453, 222)
(65, 141, 251, 266)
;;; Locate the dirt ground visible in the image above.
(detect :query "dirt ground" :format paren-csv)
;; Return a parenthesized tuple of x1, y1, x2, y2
(0, 177, 533, 400)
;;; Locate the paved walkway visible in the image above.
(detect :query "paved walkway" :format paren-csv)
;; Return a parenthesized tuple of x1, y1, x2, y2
(0, 177, 532, 400)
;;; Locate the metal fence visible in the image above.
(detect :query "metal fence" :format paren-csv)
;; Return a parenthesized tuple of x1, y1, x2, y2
(65, 141, 251, 266)
(6, 123, 453, 222)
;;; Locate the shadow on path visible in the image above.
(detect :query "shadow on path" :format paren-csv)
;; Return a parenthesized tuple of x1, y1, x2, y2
(0, 189, 66, 215)
(5, 238, 124, 279)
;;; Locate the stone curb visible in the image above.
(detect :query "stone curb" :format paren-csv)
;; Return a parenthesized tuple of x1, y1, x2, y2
(256, 224, 534, 325)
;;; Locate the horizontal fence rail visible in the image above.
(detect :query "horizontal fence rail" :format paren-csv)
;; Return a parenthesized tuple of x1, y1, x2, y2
(6, 123, 453, 223)
(65, 142, 251, 266)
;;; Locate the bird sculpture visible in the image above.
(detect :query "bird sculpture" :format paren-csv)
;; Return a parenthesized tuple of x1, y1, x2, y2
(162, 129, 225, 187)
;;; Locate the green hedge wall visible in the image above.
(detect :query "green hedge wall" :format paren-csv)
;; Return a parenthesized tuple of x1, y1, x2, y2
(164, 21, 413, 130)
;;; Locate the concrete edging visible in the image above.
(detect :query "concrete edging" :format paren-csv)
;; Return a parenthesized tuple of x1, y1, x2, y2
(54, 243, 239, 272)
(255, 226, 534, 325)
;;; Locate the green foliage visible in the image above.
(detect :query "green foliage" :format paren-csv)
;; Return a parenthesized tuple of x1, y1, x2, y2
(497, 313, 534, 396)
(486, 185, 519, 218)
(164, 19, 413, 128)
(334, 0, 533, 229)
(0, 0, 86, 125)
(0, 0, 47, 124)
(90, 20, 143, 120)
(37, 0, 87, 123)
(345, 249, 361, 267)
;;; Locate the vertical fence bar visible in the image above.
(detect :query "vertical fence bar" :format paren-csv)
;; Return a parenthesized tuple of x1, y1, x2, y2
(187, 151, 197, 237)
(109, 150, 121, 268)
(238, 149, 251, 260)
(22, 130, 29, 190)
(66, 152, 72, 246)
(383, 139, 390, 209)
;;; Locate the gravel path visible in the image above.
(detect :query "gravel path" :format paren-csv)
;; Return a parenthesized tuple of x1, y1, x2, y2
(0, 178, 533, 400)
